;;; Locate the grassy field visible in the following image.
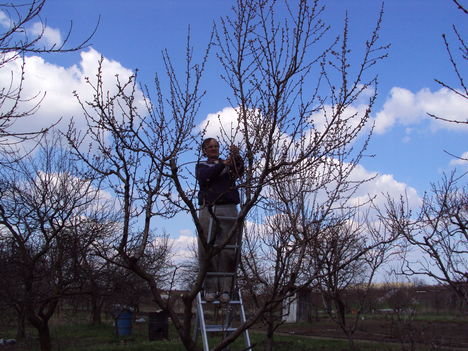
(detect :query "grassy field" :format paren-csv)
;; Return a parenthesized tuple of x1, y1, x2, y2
(4, 310, 467, 351)
(2, 320, 406, 351)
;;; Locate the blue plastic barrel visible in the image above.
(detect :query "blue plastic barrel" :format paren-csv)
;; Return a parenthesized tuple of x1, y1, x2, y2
(116, 310, 133, 336)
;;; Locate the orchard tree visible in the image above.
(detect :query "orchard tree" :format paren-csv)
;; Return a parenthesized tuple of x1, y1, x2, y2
(65, 214, 123, 325)
(0, 0, 95, 157)
(239, 160, 398, 351)
(0, 238, 28, 339)
(428, 0, 467, 165)
(215, 1, 390, 348)
(307, 217, 395, 350)
(429, 0, 467, 127)
(385, 172, 467, 305)
(0, 132, 108, 351)
(66, 0, 389, 350)
(385, 0, 468, 313)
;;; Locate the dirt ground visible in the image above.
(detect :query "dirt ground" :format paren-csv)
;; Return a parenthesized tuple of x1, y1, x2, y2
(254, 317, 468, 349)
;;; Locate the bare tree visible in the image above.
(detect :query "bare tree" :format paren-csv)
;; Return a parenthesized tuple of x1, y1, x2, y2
(430, 0, 467, 126)
(427, 0, 467, 164)
(0, 132, 106, 351)
(65, 215, 124, 325)
(382, 0, 467, 316)
(308, 217, 395, 350)
(65, 0, 390, 350)
(385, 171, 467, 305)
(216, 1, 390, 349)
(0, 0, 96, 156)
(240, 171, 398, 351)
(240, 199, 308, 351)
(66, 53, 201, 349)
(239, 171, 347, 349)
(0, 239, 28, 339)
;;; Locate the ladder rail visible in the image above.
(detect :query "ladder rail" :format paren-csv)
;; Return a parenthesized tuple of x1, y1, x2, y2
(194, 290, 252, 351)
(195, 207, 251, 350)
(196, 292, 210, 351)
(204, 209, 242, 297)
(238, 290, 252, 349)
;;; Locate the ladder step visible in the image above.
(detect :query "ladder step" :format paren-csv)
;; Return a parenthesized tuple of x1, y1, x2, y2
(210, 216, 237, 221)
(213, 244, 239, 249)
(205, 324, 237, 332)
(206, 272, 236, 277)
(194, 290, 251, 350)
(202, 300, 241, 305)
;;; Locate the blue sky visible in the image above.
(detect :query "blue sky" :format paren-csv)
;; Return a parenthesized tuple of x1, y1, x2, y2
(2, 0, 466, 257)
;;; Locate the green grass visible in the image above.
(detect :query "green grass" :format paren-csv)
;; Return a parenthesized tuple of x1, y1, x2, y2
(353, 312, 468, 323)
(5, 322, 405, 351)
(6, 317, 454, 351)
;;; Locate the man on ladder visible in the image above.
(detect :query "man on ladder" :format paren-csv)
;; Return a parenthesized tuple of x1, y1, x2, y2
(196, 137, 244, 303)
(194, 138, 251, 350)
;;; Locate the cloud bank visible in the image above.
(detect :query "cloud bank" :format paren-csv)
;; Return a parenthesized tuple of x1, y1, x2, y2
(450, 151, 468, 167)
(30, 22, 63, 47)
(2, 42, 456, 261)
(374, 87, 468, 134)
(0, 48, 138, 140)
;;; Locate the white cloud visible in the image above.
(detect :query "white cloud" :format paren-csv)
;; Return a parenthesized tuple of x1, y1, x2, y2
(0, 48, 140, 141)
(0, 10, 11, 28)
(199, 106, 293, 150)
(179, 228, 193, 236)
(374, 87, 468, 134)
(299, 159, 421, 215)
(199, 106, 244, 145)
(308, 103, 372, 136)
(449, 151, 468, 167)
(169, 233, 197, 263)
(30, 22, 62, 47)
(0, 11, 61, 47)
(348, 164, 421, 210)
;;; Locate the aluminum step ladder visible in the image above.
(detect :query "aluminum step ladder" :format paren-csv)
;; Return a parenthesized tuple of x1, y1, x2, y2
(193, 211, 252, 351)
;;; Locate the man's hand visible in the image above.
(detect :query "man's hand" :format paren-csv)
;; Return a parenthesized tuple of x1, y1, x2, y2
(223, 145, 241, 166)
(229, 145, 240, 156)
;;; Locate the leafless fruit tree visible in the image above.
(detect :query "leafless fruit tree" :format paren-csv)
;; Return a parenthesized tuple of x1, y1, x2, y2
(66, 0, 391, 350)
(430, 0, 467, 127)
(218, 1, 391, 349)
(241, 162, 396, 350)
(384, 171, 467, 306)
(64, 215, 126, 325)
(0, 132, 110, 351)
(66, 51, 203, 349)
(0, 0, 95, 157)
(428, 0, 467, 165)
(307, 217, 396, 350)
(389, 0, 467, 313)
(240, 162, 398, 351)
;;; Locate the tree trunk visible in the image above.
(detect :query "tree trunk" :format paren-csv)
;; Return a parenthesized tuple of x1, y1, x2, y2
(14, 305, 26, 340)
(91, 295, 103, 325)
(37, 322, 52, 351)
(26, 298, 58, 351)
(16, 311, 26, 340)
(346, 336, 356, 351)
(336, 297, 346, 328)
(264, 312, 275, 351)
(265, 327, 274, 351)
